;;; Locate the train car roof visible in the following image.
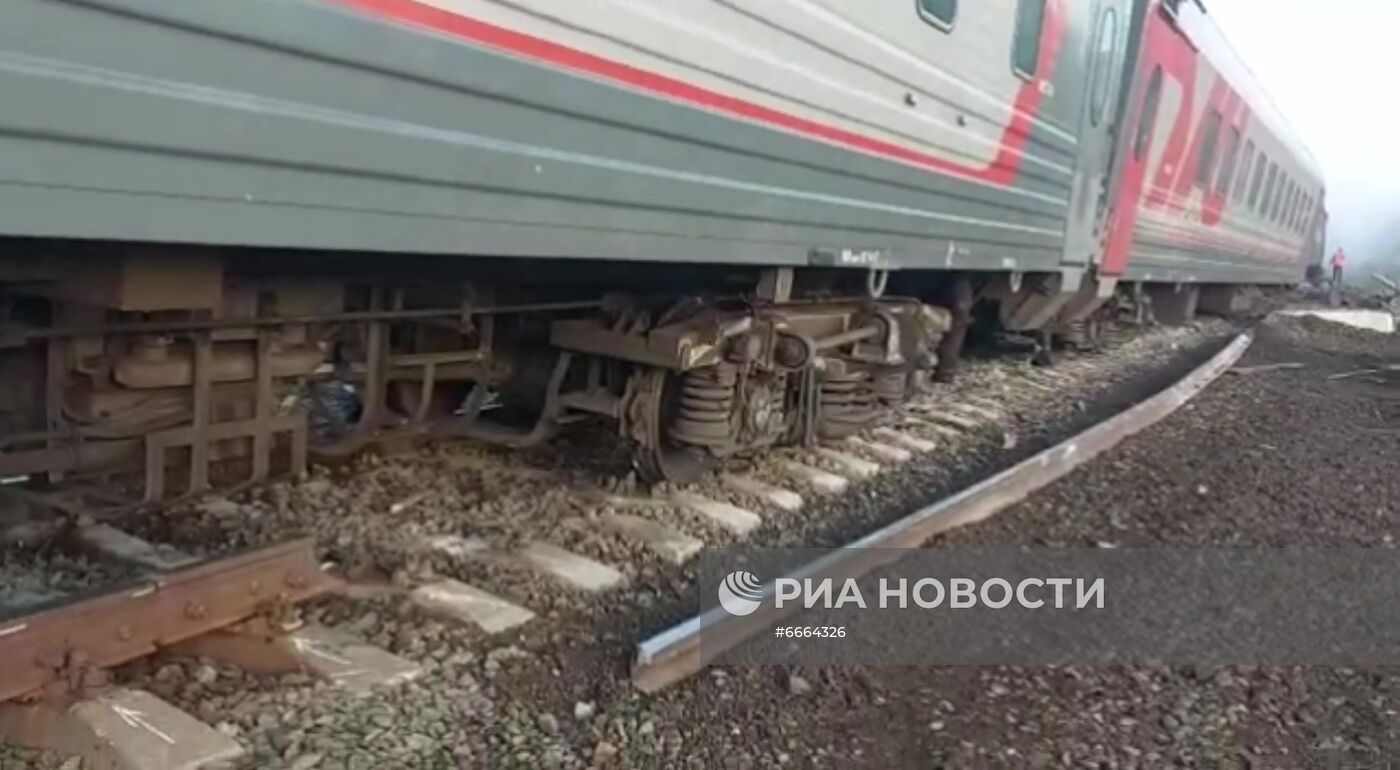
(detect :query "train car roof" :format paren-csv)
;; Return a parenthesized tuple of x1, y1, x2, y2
(1171, 0, 1324, 184)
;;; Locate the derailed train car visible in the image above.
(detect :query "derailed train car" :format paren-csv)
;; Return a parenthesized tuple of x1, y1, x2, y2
(0, 0, 1324, 492)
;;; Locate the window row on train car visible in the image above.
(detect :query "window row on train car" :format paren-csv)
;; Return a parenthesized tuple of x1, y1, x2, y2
(1137, 64, 1316, 238)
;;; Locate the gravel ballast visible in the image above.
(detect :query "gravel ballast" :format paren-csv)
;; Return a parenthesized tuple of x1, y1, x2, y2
(609, 316, 1400, 769)
(11, 316, 1395, 769)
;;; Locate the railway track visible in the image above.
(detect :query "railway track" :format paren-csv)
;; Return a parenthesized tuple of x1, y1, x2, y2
(0, 319, 1237, 769)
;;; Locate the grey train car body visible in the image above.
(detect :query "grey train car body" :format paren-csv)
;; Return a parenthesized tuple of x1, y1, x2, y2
(1, 0, 1128, 280)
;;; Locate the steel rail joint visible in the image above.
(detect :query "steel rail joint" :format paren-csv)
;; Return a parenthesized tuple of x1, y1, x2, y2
(0, 537, 338, 703)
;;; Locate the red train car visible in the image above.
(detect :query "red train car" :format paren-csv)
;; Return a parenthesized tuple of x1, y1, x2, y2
(1104, 0, 1325, 306)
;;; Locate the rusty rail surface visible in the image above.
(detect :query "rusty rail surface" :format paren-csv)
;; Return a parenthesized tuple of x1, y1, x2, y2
(633, 331, 1255, 693)
(0, 538, 338, 703)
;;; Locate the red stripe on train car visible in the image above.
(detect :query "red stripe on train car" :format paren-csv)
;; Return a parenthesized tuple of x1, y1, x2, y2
(1102, 7, 1197, 276)
(328, 0, 1066, 187)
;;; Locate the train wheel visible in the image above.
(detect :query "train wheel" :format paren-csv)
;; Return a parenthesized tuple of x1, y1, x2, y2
(626, 369, 714, 485)
(632, 442, 712, 487)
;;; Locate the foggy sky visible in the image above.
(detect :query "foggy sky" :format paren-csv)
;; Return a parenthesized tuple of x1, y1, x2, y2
(1208, 0, 1400, 266)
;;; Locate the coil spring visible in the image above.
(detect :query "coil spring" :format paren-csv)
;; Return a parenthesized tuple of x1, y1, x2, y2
(671, 367, 738, 447)
(818, 370, 877, 439)
(873, 371, 908, 405)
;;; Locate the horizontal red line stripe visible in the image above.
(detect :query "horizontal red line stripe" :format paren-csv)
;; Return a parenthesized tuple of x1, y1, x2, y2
(329, 0, 1064, 187)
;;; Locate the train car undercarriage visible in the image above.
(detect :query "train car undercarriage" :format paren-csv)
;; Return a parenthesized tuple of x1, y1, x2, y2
(0, 245, 982, 503)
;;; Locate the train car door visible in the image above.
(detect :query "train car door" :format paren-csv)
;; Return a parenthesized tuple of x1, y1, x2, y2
(1060, 0, 1134, 271)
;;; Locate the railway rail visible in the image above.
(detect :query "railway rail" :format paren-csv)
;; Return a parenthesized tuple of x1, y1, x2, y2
(0, 318, 1239, 768)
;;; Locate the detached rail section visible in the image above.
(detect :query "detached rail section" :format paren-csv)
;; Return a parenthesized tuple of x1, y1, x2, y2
(634, 331, 1255, 692)
(0, 538, 335, 703)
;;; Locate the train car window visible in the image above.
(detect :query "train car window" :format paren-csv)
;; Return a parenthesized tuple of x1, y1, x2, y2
(1013, 0, 1047, 79)
(1235, 141, 1256, 202)
(1194, 111, 1223, 188)
(1278, 178, 1293, 223)
(1265, 163, 1276, 217)
(1267, 171, 1282, 221)
(1248, 154, 1268, 210)
(1089, 8, 1120, 126)
(917, 0, 957, 31)
(1134, 67, 1164, 161)
(1215, 128, 1242, 196)
(1281, 182, 1295, 225)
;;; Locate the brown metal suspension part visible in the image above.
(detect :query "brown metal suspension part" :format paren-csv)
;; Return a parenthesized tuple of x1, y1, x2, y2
(795, 366, 821, 447)
(357, 290, 389, 439)
(872, 370, 909, 404)
(439, 352, 572, 450)
(670, 366, 738, 448)
(188, 331, 212, 495)
(934, 275, 975, 384)
(251, 329, 274, 483)
(10, 300, 604, 342)
(43, 337, 67, 485)
(817, 368, 876, 439)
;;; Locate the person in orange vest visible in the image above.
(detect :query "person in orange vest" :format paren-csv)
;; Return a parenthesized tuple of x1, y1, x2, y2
(1330, 248, 1347, 286)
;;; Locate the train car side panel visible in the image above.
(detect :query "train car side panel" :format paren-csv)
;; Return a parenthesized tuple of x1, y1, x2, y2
(0, 0, 1094, 274)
